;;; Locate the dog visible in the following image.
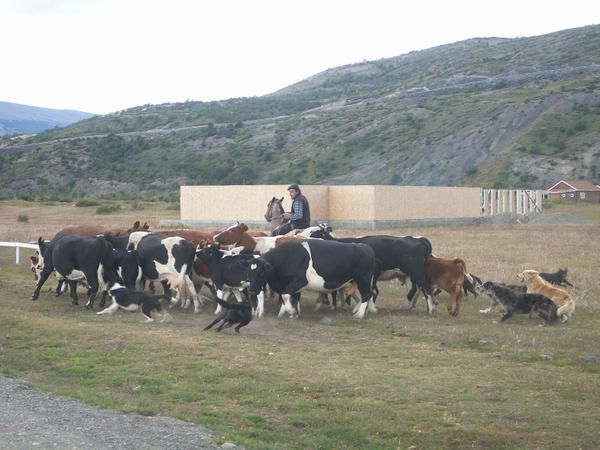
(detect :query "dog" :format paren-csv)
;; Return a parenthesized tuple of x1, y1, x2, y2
(517, 270, 575, 322)
(479, 282, 526, 313)
(481, 281, 558, 324)
(203, 297, 252, 333)
(96, 283, 172, 323)
(540, 268, 574, 288)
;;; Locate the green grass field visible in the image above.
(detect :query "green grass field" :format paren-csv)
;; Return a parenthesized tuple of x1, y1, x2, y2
(0, 201, 599, 449)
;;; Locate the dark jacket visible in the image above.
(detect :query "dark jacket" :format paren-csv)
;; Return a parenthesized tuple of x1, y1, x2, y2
(291, 194, 311, 229)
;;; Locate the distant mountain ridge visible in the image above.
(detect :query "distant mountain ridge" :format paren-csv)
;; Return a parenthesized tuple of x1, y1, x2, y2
(0, 101, 94, 136)
(0, 25, 599, 197)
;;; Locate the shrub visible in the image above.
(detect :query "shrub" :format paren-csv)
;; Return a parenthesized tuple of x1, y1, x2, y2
(76, 199, 101, 207)
(96, 204, 121, 215)
(17, 214, 29, 223)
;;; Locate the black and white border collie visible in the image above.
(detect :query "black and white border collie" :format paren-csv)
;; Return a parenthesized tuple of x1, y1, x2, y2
(97, 283, 171, 323)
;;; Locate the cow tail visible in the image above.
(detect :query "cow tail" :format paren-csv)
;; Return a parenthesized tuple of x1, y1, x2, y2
(178, 264, 192, 302)
(453, 258, 468, 277)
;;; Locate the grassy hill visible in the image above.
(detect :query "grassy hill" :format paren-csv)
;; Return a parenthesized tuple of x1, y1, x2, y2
(1, 25, 599, 198)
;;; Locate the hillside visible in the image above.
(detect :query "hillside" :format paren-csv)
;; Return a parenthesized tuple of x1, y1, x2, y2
(0, 102, 94, 136)
(0, 25, 599, 197)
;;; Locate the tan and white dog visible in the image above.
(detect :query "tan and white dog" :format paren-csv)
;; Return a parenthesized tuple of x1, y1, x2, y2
(517, 270, 575, 322)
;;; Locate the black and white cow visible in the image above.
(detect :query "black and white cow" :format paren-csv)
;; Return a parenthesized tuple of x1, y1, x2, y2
(31, 235, 118, 309)
(310, 230, 436, 313)
(195, 245, 265, 317)
(134, 233, 200, 312)
(246, 239, 376, 319)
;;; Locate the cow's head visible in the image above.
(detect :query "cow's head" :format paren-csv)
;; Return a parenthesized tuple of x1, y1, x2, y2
(31, 237, 49, 281)
(245, 257, 273, 297)
(30, 253, 42, 281)
(126, 220, 151, 234)
(195, 244, 223, 266)
(213, 222, 249, 246)
(308, 224, 335, 240)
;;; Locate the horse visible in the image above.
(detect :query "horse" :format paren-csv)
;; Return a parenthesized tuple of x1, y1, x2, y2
(264, 196, 292, 235)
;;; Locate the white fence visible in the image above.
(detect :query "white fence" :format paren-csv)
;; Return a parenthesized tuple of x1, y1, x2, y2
(0, 241, 38, 264)
(480, 189, 542, 217)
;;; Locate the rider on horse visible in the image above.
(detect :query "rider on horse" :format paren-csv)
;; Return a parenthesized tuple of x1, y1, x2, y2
(283, 183, 311, 230)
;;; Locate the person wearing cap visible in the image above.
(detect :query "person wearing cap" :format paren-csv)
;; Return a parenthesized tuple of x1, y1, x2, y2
(283, 183, 311, 229)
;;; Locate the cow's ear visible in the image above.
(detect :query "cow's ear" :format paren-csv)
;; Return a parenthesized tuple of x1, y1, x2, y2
(143, 222, 150, 230)
(279, 197, 284, 202)
(38, 237, 44, 245)
(241, 223, 248, 232)
(132, 220, 141, 229)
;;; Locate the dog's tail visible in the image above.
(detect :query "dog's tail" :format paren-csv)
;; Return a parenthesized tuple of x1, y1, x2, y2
(216, 297, 251, 311)
(557, 297, 575, 319)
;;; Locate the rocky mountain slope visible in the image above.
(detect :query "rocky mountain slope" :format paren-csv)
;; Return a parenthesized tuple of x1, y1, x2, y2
(1, 25, 599, 197)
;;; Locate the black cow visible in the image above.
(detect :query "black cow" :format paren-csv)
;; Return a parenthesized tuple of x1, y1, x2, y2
(195, 245, 264, 317)
(246, 239, 376, 319)
(135, 233, 200, 312)
(31, 235, 117, 309)
(310, 230, 435, 313)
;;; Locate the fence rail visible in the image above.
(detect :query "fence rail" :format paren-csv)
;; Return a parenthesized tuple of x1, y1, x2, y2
(0, 241, 39, 264)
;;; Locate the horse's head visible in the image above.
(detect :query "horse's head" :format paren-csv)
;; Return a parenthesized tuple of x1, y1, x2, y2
(213, 222, 251, 247)
(264, 197, 284, 222)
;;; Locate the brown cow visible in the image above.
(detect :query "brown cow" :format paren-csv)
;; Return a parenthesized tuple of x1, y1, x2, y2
(213, 223, 304, 253)
(54, 220, 150, 239)
(424, 255, 469, 317)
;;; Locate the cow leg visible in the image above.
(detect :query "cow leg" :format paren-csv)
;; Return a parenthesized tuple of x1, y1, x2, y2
(68, 280, 79, 305)
(422, 288, 435, 314)
(99, 290, 108, 308)
(405, 282, 419, 309)
(449, 289, 463, 317)
(279, 294, 297, 318)
(352, 279, 374, 319)
(255, 291, 265, 318)
(84, 276, 99, 310)
(290, 293, 301, 317)
(160, 280, 178, 308)
(55, 279, 66, 297)
(215, 289, 232, 315)
(31, 268, 54, 300)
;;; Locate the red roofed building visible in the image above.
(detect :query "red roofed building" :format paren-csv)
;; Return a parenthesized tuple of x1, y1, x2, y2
(546, 180, 600, 202)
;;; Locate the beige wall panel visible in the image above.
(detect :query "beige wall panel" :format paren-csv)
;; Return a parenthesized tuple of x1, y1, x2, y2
(328, 186, 376, 221)
(374, 186, 481, 220)
(181, 185, 329, 222)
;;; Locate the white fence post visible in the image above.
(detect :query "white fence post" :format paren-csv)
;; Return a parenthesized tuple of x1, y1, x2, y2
(0, 241, 39, 264)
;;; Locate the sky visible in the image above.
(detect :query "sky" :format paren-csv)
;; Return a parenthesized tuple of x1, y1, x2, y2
(1, 0, 598, 115)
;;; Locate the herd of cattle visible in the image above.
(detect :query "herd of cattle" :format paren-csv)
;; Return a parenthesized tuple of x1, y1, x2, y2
(28, 219, 576, 332)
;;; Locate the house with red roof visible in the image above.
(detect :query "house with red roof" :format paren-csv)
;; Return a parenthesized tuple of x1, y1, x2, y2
(545, 180, 600, 202)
